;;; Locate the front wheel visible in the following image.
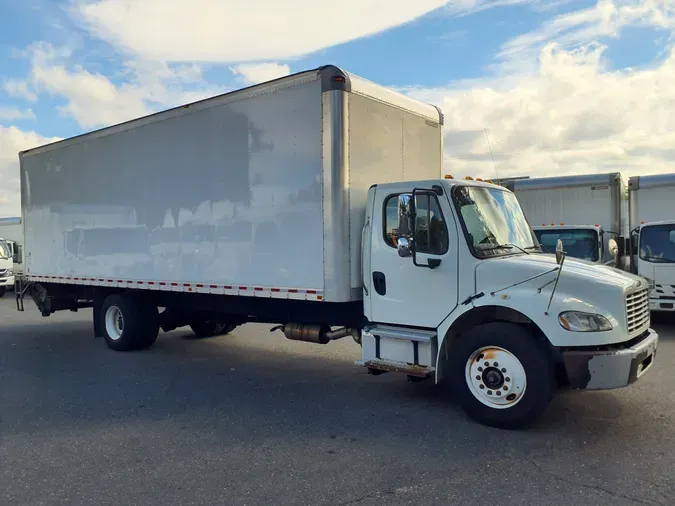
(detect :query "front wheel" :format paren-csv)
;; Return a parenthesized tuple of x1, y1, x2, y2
(446, 322, 555, 430)
(0, 287, 5, 297)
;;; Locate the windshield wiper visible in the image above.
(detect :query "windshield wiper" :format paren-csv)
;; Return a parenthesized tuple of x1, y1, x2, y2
(477, 243, 530, 255)
(642, 256, 675, 263)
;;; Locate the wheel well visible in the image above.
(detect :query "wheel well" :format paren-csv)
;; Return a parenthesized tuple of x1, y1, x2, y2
(437, 306, 567, 385)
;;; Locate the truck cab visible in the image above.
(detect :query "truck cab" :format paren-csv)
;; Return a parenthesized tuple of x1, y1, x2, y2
(529, 224, 620, 266)
(0, 238, 15, 296)
(360, 177, 657, 428)
(631, 220, 675, 311)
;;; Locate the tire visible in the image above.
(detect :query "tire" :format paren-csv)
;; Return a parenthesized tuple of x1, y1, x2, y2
(0, 287, 5, 297)
(446, 322, 555, 430)
(100, 293, 159, 351)
(189, 321, 236, 338)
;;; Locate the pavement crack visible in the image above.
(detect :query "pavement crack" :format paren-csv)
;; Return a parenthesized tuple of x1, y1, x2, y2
(525, 458, 665, 506)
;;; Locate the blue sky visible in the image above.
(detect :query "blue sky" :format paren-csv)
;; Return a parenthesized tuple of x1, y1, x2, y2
(1, 0, 674, 215)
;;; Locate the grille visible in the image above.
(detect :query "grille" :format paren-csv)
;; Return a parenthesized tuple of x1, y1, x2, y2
(626, 288, 650, 334)
(0, 269, 6, 277)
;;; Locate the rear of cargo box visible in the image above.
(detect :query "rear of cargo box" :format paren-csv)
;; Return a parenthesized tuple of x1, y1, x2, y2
(19, 66, 443, 305)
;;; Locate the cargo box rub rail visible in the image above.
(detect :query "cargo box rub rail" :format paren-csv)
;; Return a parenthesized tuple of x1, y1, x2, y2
(15, 65, 659, 431)
(22, 275, 324, 300)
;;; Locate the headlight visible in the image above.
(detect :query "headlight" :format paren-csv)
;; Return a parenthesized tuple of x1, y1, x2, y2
(559, 311, 613, 332)
(6, 268, 12, 276)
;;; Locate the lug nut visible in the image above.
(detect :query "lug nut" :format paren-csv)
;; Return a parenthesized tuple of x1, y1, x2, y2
(476, 375, 481, 381)
(501, 368, 506, 373)
(493, 362, 499, 367)
(479, 384, 484, 389)
(505, 377, 511, 382)
(487, 390, 492, 395)
(478, 366, 483, 372)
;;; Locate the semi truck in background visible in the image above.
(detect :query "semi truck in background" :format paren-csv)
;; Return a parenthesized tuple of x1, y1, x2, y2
(505, 173, 628, 268)
(14, 66, 658, 430)
(0, 216, 23, 296)
(628, 173, 675, 312)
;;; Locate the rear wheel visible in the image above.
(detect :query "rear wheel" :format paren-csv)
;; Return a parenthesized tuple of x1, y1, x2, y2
(446, 322, 555, 430)
(190, 321, 236, 338)
(101, 293, 159, 351)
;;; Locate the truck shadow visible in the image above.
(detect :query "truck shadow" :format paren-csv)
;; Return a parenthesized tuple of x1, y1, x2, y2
(2, 317, 670, 450)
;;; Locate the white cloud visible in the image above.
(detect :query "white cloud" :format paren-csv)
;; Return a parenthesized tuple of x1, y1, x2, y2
(405, 41, 675, 180)
(3, 79, 38, 103)
(19, 42, 225, 129)
(230, 63, 291, 85)
(0, 108, 36, 121)
(0, 126, 61, 216)
(74, 0, 453, 62)
(498, 0, 675, 67)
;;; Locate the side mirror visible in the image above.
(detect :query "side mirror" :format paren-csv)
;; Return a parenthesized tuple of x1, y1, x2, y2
(13, 244, 22, 264)
(555, 239, 565, 265)
(397, 194, 416, 258)
(608, 238, 619, 259)
(397, 237, 412, 258)
(631, 233, 639, 256)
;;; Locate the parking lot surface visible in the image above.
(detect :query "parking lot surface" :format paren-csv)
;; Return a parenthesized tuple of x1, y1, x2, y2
(1, 297, 675, 506)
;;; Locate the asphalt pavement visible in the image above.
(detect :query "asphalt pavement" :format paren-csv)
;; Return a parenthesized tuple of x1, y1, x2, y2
(1, 296, 674, 506)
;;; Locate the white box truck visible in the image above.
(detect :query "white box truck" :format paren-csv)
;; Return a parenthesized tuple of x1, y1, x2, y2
(15, 66, 658, 429)
(628, 173, 675, 312)
(506, 173, 628, 267)
(0, 216, 23, 295)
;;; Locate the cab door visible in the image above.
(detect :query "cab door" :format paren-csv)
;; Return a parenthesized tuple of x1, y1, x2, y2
(366, 186, 459, 328)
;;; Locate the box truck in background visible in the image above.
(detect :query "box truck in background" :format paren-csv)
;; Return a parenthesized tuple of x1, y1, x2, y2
(0, 216, 23, 295)
(15, 66, 658, 429)
(628, 173, 675, 312)
(505, 173, 628, 267)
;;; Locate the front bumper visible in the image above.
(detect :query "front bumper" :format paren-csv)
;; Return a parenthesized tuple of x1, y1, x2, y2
(650, 298, 675, 312)
(0, 275, 15, 288)
(561, 328, 658, 390)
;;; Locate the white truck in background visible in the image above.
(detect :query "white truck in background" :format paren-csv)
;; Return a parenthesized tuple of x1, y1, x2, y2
(628, 173, 675, 312)
(0, 216, 23, 296)
(505, 173, 628, 268)
(15, 66, 658, 430)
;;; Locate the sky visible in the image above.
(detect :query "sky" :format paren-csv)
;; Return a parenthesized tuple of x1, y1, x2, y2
(0, 0, 674, 216)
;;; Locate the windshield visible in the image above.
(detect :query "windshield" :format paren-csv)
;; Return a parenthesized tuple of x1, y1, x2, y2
(0, 240, 10, 260)
(640, 224, 675, 263)
(452, 185, 538, 257)
(534, 229, 599, 262)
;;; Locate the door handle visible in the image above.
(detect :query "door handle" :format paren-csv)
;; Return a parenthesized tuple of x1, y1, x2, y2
(372, 271, 386, 296)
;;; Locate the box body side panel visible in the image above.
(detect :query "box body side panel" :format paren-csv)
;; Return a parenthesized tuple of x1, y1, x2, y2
(21, 78, 326, 294)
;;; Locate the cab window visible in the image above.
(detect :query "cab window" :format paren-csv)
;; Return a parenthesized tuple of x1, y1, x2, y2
(383, 194, 449, 255)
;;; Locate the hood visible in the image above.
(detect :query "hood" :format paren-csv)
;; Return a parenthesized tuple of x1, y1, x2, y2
(477, 253, 641, 290)
(0, 257, 12, 269)
(474, 253, 646, 318)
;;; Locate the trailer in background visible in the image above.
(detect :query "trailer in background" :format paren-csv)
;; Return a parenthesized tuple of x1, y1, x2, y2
(0, 216, 23, 294)
(628, 173, 675, 311)
(505, 173, 627, 267)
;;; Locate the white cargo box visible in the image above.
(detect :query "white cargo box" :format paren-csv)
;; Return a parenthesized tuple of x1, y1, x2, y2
(20, 66, 443, 303)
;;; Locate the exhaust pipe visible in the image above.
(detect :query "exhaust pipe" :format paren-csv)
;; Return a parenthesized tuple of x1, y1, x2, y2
(271, 323, 361, 345)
